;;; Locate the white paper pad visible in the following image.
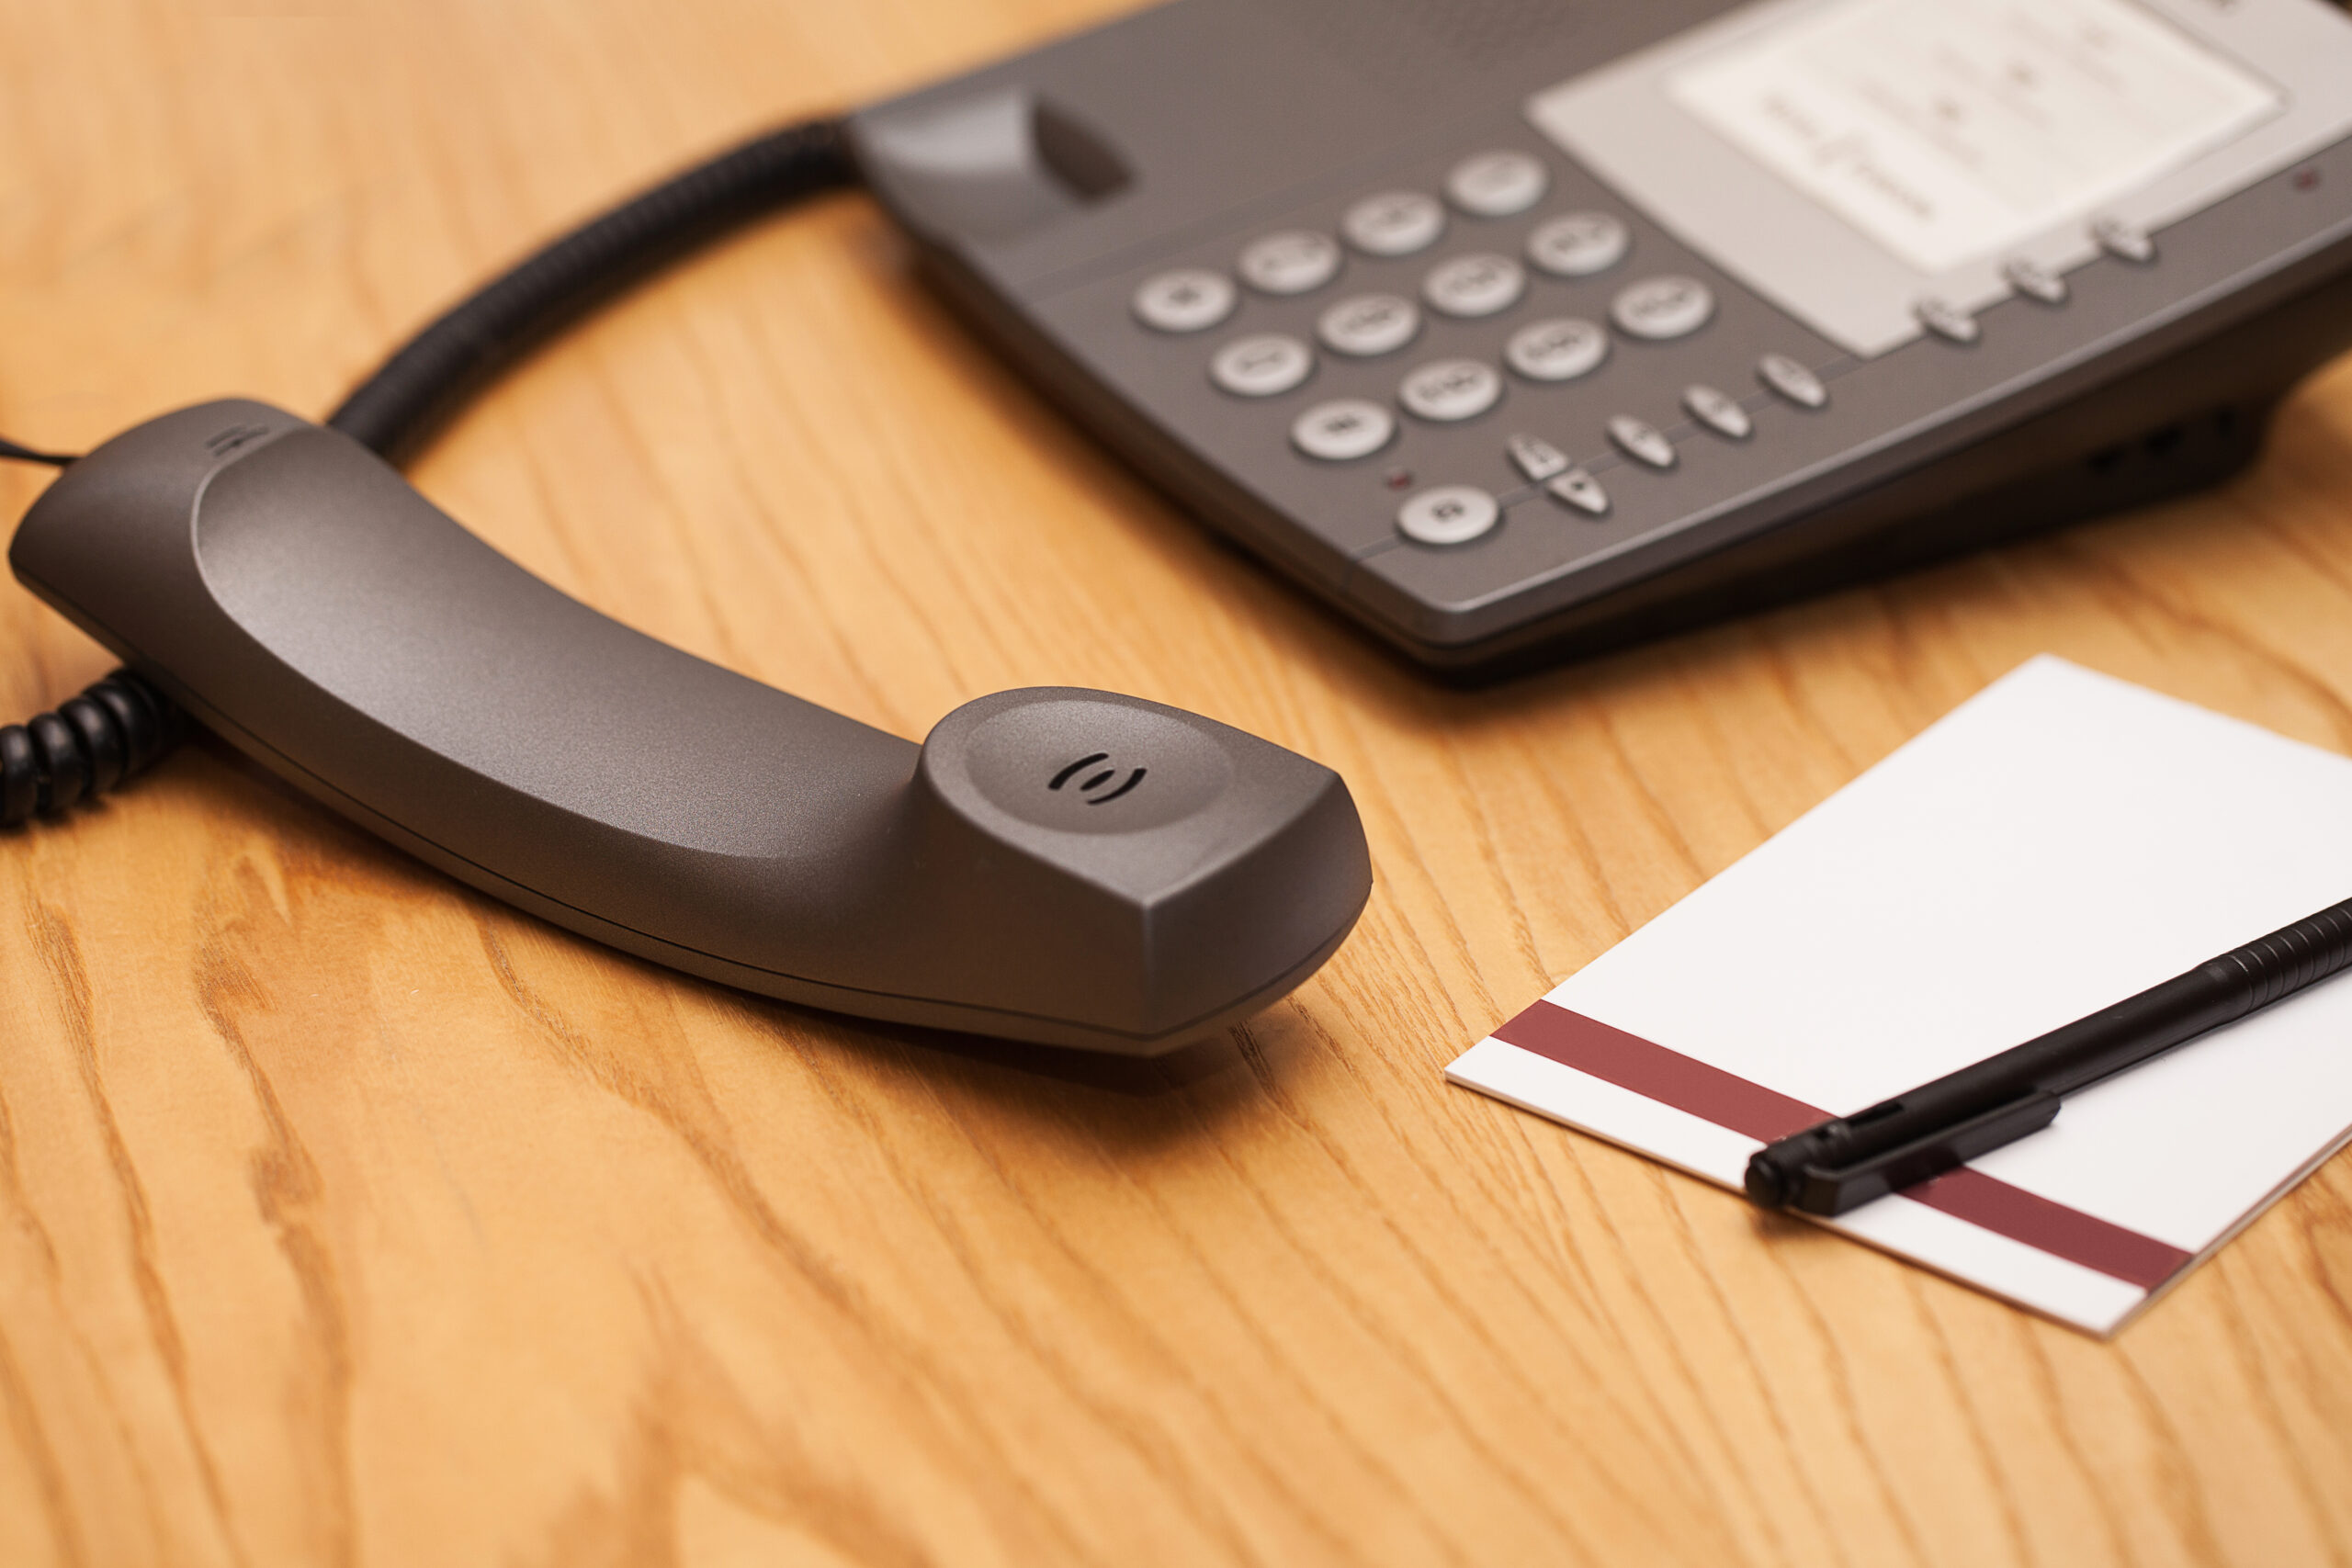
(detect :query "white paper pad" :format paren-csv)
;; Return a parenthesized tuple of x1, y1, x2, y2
(1447, 658, 2352, 1333)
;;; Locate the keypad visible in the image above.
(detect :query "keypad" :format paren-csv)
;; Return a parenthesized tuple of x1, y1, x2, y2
(1240, 231, 1342, 295)
(1505, 318, 1608, 383)
(1133, 269, 1237, 334)
(1424, 254, 1527, 319)
(1344, 192, 1446, 258)
(1397, 485, 1500, 546)
(1611, 276, 1714, 341)
(1128, 142, 1871, 554)
(1446, 151, 1549, 218)
(1527, 212, 1629, 278)
(1212, 334, 1315, 397)
(1318, 293, 1421, 358)
(1400, 359, 1504, 423)
(1292, 399, 1396, 462)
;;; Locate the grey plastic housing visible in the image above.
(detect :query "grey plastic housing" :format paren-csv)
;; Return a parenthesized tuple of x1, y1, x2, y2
(9, 400, 1372, 1055)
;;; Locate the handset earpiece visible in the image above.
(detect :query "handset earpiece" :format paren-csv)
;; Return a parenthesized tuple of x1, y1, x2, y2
(9, 400, 1371, 1054)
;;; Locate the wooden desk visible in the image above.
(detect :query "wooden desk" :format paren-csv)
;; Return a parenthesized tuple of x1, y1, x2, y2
(4, 3, 2350, 1562)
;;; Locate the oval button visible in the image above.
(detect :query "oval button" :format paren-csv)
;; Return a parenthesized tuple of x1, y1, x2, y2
(1397, 484, 1500, 546)
(1210, 334, 1314, 398)
(1611, 275, 1715, 341)
(1505, 318, 1609, 383)
(1291, 399, 1396, 462)
(1398, 359, 1503, 423)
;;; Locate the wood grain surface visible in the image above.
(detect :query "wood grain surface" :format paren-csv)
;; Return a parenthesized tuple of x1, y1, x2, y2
(6, 2, 2352, 1563)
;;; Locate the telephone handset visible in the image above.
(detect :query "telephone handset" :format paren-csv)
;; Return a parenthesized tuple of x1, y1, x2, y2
(850, 0, 2352, 672)
(10, 403, 1371, 1055)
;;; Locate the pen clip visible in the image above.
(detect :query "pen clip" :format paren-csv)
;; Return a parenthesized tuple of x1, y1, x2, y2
(1760, 1089, 2063, 1216)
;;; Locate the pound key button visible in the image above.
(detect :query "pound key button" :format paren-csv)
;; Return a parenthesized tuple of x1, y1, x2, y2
(1397, 484, 1501, 546)
(1292, 399, 1396, 462)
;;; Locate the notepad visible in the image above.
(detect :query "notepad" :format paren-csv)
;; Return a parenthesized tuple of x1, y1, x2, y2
(1447, 657, 2352, 1334)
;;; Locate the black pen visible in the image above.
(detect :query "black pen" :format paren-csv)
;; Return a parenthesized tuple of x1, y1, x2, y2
(1745, 897, 2352, 1216)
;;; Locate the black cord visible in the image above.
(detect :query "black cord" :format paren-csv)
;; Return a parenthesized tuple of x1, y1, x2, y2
(329, 117, 854, 462)
(0, 435, 77, 467)
(4, 113, 857, 829)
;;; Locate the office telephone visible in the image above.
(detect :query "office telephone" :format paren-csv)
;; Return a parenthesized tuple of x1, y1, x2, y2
(852, 0, 2352, 671)
(8, 0, 2352, 1053)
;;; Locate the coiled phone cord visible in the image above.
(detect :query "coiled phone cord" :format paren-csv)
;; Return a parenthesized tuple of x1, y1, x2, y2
(1, 115, 855, 829)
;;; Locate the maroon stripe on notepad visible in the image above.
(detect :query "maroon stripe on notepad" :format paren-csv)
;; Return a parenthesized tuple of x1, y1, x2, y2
(1489, 999, 2193, 1292)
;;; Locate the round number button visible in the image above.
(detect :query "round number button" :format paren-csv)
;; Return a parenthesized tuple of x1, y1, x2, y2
(1291, 399, 1396, 462)
(1210, 334, 1315, 398)
(1238, 231, 1342, 295)
(1527, 211, 1630, 277)
(1132, 268, 1237, 334)
(1317, 293, 1421, 358)
(1397, 485, 1500, 546)
(1445, 151, 1549, 218)
(1398, 358, 1503, 423)
(1504, 317, 1609, 382)
(1343, 191, 1446, 258)
(1423, 254, 1527, 319)
(1611, 275, 1715, 340)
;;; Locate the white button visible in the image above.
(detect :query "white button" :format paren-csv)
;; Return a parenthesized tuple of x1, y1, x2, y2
(1683, 384, 1752, 440)
(1343, 191, 1446, 257)
(1507, 433, 1571, 484)
(2004, 257, 2068, 305)
(1211, 334, 1314, 398)
(1397, 485, 1500, 546)
(1399, 359, 1504, 423)
(1757, 354, 1828, 409)
(1132, 269, 1236, 334)
(1527, 212, 1629, 277)
(1607, 415, 1677, 470)
(1505, 317, 1609, 382)
(1546, 468, 1611, 517)
(1446, 151, 1549, 218)
(1238, 231, 1341, 295)
(1611, 275, 1714, 340)
(1292, 399, 1396, 462)
(1915, 298, 1979, 344)
(1317, 293, 1421, 358)
(1423, 254, 1526, 319)
(2092, 216, 2155, 264)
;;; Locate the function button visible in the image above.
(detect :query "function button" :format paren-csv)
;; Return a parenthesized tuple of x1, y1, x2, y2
(1211, 333, 1315, 398)
(2004, 257, 2068, 305)
(1914, 297, 1980, 344)
(1397, 484, 1500, 546)
(1546, 468, 1611, 517)
(1611, 275, 1714, 341)
(1757, 353, 1827, 410)
(2091, 216, 2156, 264)
(1399, 358, 1504, 423)
(1682, 384, 1752, 439)
(1527, 211, 1630, 277)
(1132, 268, 1237, 334)
(1292, 399, 1396, 462)
(1343, 191, 1446, 257)
(1607, 414, 1677, 470)
(1505, 317, 1609, 383)
(1317, 293, 1421, 358)
(1446, 150, 1550, 218)
(1507, 432, 1571, 484)
(1238, 231, 1342, 295)
(1423, 254, 1527, 319)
